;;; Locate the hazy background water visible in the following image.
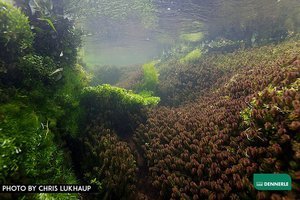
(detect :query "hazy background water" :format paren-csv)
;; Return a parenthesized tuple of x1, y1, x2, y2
(82, 0, 300, 68)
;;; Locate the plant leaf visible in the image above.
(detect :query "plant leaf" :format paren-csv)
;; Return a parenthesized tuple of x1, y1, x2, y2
(37, 17, 57, 32)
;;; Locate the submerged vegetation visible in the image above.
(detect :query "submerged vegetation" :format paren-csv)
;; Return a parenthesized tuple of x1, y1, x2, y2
(134, 39, 300, 199)
(138, 61, 159, 94)
(180, 32, 204, 43)
(180, 48, 202, 64)
(0, 0, 300, 200)
(0, 1, 33, 63)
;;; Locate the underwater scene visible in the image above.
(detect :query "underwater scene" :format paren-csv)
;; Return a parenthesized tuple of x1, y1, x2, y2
(0, 0, 300, 199)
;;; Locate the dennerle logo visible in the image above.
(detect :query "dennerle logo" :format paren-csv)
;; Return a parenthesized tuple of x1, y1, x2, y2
(253, 174, 292, 191)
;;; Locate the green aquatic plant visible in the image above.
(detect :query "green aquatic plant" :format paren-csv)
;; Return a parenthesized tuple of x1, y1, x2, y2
(0, 1, 86, 199)
(180, 48, 202, 64)
(0, 1, 34, 63)
(17, 54, 57, 88)
(82, 84, 160, 108)
(14, 0, 82, 66)
(37, 17, 57, 32)
(180, 32, 204, 42)
(54, 64, 91, 136)
(80, 84, 160, 136)
(35, 193, 79, 200)
(139, 61, 159, 93)
(0, 102, 78, 186)
(57, 64, 91, 100)
(0, 137, 19, 182)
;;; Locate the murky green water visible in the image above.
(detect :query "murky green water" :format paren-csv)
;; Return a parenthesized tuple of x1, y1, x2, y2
(83, 37, 161, 67)
(82, 0, 300, 67)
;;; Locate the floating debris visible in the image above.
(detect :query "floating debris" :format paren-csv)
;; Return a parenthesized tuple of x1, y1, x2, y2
(49, 68, 63, 81)
(49, 68, 63, 76)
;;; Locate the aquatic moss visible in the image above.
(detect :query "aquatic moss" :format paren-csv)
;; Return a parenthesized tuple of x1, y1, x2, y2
(0, 100, 79, 199)
(80, 84, 160, 137)
(180, 48, 202, 64)
(0, 1, 34, 63)
(34, 193, 79, 200)
(0, 1, 86, 199)
(139, 61, 159, 93)
(0, 102, 78, 185)
(0, 137, 18, 182)
(82, 84, 160, 108)
(54, 64, 90, 136)
(17, 54, 57, 88)
(180, 32, 204, 42)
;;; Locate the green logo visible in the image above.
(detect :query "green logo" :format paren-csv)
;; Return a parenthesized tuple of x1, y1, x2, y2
(253, 174, 292, 191)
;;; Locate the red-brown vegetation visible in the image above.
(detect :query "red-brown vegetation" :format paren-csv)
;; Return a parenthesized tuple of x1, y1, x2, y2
(133, 38, 300, 199)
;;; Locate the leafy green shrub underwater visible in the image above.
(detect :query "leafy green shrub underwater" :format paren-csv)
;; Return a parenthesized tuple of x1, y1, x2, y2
(54, 64, 91, 137)
(0, 102, 78, 199)
(180, 48, 202, 64)
(0, 1, 34, 63)
(136, 61, 159, 94)
(81, 84, 160, 108)
(0, 1, 84, 199)
(18, 54, 57, 87)
(14, 0, 82, 66)
(180, 32, 204, 43)
(80, 84, 160, 137)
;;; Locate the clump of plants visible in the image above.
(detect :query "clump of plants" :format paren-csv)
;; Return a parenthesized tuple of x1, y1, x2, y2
(0, 102, 78, 199)
(158, 35, 300, 105)
(18, 54, 57, 87)
(81, 84, 160, 108)
(74, 83, 161, 199)
(80, 84, 160, 137)
(204, 38, 243, 53)
(14, 0, 82, 66)
(180, 32, 204, 43)
(53, 64, 91, 137)
(239, 79, 300, 198)
(136, 61, 160, 95)
(0, 1, 86, 199)
(180, 48, 202, 64)
(81, 128, 137, 199)
(0, 1, 34, 63)
(158, 60, 224, 106)
(133, 39, 300, 199)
